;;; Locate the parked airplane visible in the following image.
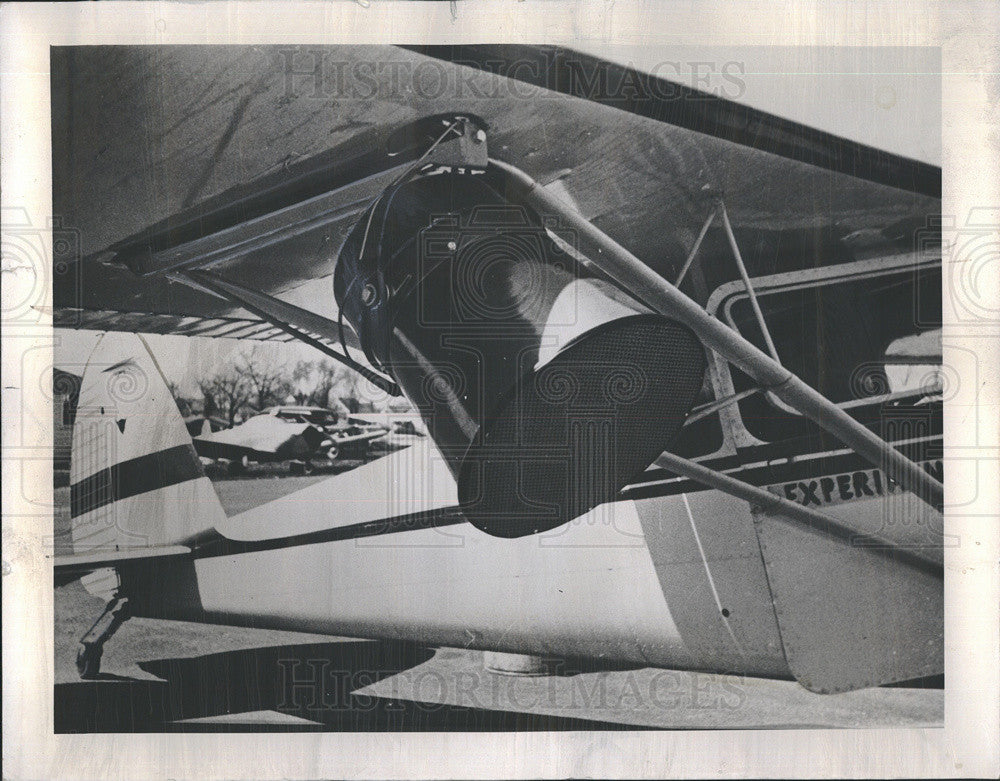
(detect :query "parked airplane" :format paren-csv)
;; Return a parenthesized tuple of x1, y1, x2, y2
(193, 405, 388, 474)
(52, 45, 943, 695)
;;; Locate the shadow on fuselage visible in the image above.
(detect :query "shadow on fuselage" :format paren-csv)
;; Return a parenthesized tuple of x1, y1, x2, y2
(53, 639, 650, 733)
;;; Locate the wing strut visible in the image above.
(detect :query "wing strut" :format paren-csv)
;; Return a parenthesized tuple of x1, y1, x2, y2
(489, 158, 944, 512)
(174, 268, 402, 396)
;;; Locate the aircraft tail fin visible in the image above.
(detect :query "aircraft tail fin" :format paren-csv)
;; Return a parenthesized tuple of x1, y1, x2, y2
(68, 334, 226, 571)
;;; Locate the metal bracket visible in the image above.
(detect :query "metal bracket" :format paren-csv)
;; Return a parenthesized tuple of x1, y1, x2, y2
(154, 116, 494, 397)
(387, 114, 489, 171)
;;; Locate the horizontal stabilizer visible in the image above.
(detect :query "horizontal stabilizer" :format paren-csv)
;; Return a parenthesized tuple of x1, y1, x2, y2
(53, 545, 191, 579)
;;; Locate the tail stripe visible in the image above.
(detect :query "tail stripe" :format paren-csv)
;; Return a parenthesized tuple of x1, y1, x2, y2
(70, 334, 227, 561)
(70, 443, 203, 518)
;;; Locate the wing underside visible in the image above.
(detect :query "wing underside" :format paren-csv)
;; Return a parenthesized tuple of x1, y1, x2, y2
(50, 45, 939, 340)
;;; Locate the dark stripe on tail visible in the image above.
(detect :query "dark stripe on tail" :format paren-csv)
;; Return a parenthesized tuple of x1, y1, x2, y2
(71, 444, 203, 517)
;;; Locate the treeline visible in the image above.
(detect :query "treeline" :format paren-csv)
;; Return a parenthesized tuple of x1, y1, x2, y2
(170, 346, 380, 426)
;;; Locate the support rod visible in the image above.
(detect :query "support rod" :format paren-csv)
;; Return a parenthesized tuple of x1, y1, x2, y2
(179, 269, 359, 349)
(181, 269, 401, 396)
(490, 158, 943, 511)
(718, 202, 782, 363)
(673, 204, 717, 287)
(684, 387, 762, 426)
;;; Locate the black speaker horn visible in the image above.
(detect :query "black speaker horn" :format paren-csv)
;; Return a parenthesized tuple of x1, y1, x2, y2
(334, 168, 706, 537)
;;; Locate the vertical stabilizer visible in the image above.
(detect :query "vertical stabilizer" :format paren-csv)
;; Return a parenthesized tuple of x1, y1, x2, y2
(70, 334, 226, 558)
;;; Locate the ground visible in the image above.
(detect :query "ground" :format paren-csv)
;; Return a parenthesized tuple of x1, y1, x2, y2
(54, 473, 943, 732)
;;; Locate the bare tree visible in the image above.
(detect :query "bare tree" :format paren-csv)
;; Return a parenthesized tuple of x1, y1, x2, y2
(331, 363, 365, 413)
(291, 359, 315, 405)
(200, 370, 251, 426)
(237, 345, 292, 412)
(199, 380, 219, 421)
(166, 380, 193, 417)
(309, 359, 341, 408)
(295, 357, 385, 411)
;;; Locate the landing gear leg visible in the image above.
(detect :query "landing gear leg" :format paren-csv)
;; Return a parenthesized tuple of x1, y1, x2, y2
(76, 596, 130, 679)
(289, 459, 314, 475)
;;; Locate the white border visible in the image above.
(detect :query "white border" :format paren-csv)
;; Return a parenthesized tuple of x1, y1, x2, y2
(2, 2, 997, 778)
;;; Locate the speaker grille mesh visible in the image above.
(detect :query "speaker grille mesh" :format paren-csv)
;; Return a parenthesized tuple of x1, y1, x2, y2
(458, 315, 707, 537)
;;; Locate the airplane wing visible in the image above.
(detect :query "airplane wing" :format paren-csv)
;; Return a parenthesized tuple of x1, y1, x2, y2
(333, 430, 387, 444)
(193, 415, 324, 460)
(51, 45, 939, 343)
